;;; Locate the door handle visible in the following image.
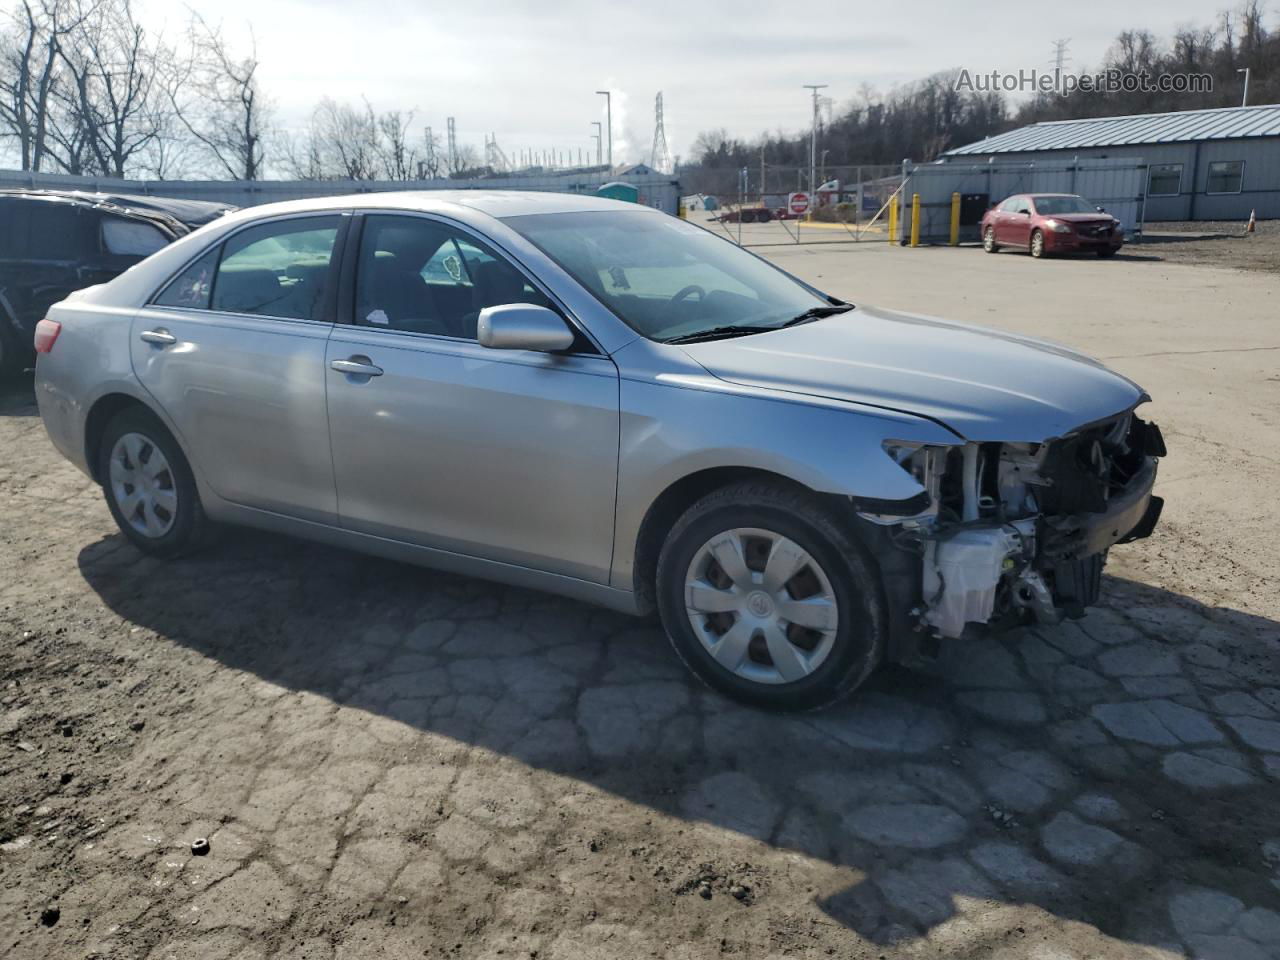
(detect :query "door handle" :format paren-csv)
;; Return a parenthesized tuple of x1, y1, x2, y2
(139, 329, 177, 346)
(330, 357, 384, 377)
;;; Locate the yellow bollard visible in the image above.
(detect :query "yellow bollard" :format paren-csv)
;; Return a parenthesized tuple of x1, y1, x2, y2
(949, 192, 960, 246)
(910, 193, 921, 247)
(887, 195, 898, 244)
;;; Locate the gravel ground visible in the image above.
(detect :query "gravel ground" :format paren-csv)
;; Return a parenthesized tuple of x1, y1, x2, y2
(3, 244, 1280, 959)
(1135, 221, 1279, 273)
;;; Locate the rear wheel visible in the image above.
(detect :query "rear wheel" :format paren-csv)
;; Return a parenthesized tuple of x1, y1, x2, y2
(983, 225, 999, 253)
(656, 481, 885, 711)
(1097, 247, 1117, 258)
(98, 407, 207, 557)
(1030, 229, 1046, 258)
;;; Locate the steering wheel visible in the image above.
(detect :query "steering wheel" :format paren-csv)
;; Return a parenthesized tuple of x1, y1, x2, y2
(670, 284, 706, 305)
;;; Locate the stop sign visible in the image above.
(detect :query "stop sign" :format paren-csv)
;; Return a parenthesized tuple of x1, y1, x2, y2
(788, 192, 810, 215)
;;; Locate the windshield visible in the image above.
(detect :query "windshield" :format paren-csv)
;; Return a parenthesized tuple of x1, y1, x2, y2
(1033, 195, 1098, 216)
(502, 210, 832, 341)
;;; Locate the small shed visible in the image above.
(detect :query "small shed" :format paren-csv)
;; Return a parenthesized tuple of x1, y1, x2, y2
(596, 181, 639, 203)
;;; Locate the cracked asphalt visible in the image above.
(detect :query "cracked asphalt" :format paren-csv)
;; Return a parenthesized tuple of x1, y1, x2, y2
(3, 248, 1280, 959)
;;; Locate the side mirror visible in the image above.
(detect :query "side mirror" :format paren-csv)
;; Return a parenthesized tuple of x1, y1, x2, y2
(1096, 205, 1105, 213)
(477, 304, 574, 353)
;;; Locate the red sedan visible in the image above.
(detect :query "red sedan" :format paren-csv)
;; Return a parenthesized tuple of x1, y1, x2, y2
(981, 193, 1125, 259)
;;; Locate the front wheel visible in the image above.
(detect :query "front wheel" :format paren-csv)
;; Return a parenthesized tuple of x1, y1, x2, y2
(1030, 229, 1046, 258)
(983, 225, 999, 253)
(1097, 247, 1118, 258)
(656, 481, 886, 711)
(98, 407, 208, 557)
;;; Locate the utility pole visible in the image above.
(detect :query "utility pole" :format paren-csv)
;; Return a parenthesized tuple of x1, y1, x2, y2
(803, 84, 827, 197)
(446, 117, 458, 172)
(596, 90, 612, 168)
(1238, 67, 1250, 106)
(591, 121, 603, 166)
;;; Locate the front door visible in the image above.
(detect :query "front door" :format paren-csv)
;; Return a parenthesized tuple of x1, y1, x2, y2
(324, 213, 620, 583)
(131, 214, 346, 523)
(1005, 197, 1033, 246)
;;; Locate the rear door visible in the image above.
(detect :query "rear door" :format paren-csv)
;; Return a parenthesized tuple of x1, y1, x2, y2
(131, 213, 347, 523)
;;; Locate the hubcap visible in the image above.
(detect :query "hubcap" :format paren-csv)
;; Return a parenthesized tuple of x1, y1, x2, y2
(683, 527, 839, 685)
(109, 432, 177, 538)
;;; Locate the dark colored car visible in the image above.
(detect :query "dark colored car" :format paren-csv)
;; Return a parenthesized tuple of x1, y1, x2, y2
(0, 190, 234, 376)
(981, 193, 1124, 259)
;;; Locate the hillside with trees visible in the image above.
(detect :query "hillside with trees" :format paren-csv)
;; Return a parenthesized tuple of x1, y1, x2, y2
(685, 2, 1278, 188)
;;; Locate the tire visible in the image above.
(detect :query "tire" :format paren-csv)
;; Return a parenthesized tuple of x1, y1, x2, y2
(756, 208, 773, 223)
(1096, 247, 1117, 258)
(740, 210, 757, 224)
(655, 480, 886, 712)
(983, 225, 999, 253)
(97, 407, 208, 558)
(1030, 229, 1046, 259)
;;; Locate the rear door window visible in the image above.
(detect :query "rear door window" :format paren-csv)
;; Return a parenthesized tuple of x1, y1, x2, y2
(210, 216, 342, 321)
(24, 203, 98, 261)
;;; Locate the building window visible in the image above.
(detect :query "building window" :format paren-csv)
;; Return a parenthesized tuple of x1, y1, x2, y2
(1205, 160, 1244, 195)
(1148, 164, 1182, 197)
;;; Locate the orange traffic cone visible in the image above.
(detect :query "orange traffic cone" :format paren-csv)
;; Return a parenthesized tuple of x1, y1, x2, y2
(1246, 209, 1256, 234)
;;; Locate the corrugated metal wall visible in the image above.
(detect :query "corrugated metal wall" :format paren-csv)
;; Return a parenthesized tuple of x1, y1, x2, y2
(939, 136, 1280, 222)
(0, 169, 683, 216)
(901, 158, 1147, 242)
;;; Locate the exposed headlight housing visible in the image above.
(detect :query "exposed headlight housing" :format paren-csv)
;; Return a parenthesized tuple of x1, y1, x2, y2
(1044, 219, 1072, 234)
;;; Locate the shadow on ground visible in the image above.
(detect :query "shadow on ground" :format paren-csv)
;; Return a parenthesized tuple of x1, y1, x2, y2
(74, 520, 1280, 956)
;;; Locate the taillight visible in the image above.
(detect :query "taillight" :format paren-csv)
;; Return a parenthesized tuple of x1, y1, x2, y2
(34, 318, 61, 354)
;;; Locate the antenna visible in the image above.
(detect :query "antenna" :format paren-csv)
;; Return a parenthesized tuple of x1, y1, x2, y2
(650, 92, 673, 174)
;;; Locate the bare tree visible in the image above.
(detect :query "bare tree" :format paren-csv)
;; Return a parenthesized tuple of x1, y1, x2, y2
(417, 126, 442, 179)
(445, 142, 479, 177)
(376, 108, 416, 180)
(55, 0, 166, 177)
(167, 14, 271, 180)
(0, 0, 92, 171)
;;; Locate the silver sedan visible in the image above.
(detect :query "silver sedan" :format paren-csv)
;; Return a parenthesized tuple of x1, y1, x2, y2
(34, 191, 1164, 710)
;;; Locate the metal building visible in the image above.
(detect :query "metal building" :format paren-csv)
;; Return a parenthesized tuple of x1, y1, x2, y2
(943, 104, 1280, 221)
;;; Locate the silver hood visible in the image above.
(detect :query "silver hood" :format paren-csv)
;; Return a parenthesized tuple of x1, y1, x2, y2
(678, 305, 1145, 443)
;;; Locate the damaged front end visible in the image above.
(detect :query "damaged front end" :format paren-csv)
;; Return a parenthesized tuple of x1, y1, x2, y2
(865, 411, 1166, 640)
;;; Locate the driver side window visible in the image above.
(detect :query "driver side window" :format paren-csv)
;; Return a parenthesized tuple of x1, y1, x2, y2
(355, 215, 550, 340)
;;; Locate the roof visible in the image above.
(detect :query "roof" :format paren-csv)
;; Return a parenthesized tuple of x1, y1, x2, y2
(200, 189, 655, 226)
(0, 188, 234, 231)
(945, 103, 1280, 156)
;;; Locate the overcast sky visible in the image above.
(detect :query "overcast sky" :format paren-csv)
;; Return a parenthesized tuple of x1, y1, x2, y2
(150, 0, 1231, 164)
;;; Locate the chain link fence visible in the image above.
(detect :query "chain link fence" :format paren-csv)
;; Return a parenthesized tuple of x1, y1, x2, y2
(681, 165, 904, 246)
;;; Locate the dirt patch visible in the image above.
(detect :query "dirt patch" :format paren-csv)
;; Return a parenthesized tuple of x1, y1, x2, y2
(1135, 220, 1280, 273)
